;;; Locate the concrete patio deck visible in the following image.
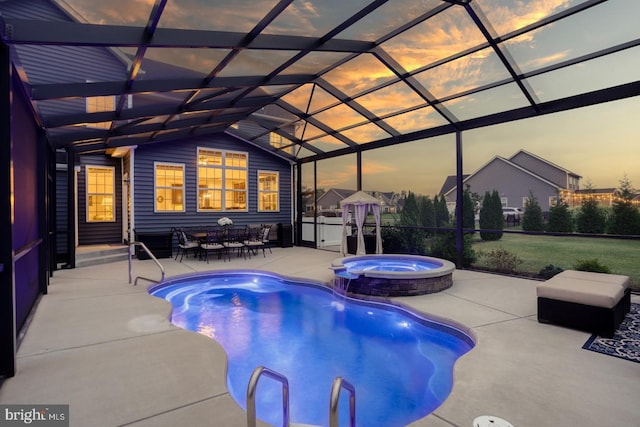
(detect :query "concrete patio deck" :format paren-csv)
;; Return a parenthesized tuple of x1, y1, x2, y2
(1, 246, 638, 426)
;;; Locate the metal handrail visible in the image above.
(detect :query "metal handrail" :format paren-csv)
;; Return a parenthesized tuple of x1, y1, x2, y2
(329, 377, 356, 427)
(129, 241, 165, 286)
(246, 366, 290, 427)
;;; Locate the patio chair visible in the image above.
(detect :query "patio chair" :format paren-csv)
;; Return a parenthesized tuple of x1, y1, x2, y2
(223, 226, 247, 260)
(174, 228, 200, 262)
(244, 225, 268, 257)
(201, 227, 225, 264)
(261, 224, 273, 254)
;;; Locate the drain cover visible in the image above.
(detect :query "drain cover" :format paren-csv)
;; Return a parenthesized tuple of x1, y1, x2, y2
(473, 415, 514, 427)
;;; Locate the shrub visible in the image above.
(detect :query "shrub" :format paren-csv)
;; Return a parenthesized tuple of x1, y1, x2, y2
(398, 192, 428, 253)
(546, 196, 573, 232)
(381, 226, 406, 253)
(479, 190, 503, 241)
(434, 194, 451, 227)
(607, 175, 640, 235)
(538, 264, 564, 280)
(429, 231, 477, 268)
(574, 258, 611, 274)
(462, 187, 476, 233)
(418, 196, 435, 232)
(522, 192, 544, 231)
(479, 247, 522, 273)
(575, 184, 607, 234)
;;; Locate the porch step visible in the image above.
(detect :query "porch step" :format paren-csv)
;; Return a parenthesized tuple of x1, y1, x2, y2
(75, 245, 131, 268)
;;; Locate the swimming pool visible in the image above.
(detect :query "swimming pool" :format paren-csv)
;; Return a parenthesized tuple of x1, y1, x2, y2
(150, 271, 474, 427)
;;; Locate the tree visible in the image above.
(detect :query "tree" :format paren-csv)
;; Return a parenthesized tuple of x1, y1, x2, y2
(607, 175, 640, 235)
(399, 192, 426, 253)
(418, 196, 435, 231)
(522, 192, 544, 231)
(434, 194, 450, 227)
(575, 183, 606, 234)
(462, 187, 475, 233)
(546, 192, 573, 232)
(479, 190, 503, 241)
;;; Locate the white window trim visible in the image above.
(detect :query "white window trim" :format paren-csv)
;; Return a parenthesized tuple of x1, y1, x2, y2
(257, 170, 280, 212)
(154, 161, 185, 213)
(197, 147, 248, 212)
(86, 165, 116, 223)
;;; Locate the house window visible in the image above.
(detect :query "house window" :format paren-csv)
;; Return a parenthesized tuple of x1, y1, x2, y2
(270, 132, 294, 155)
(86, 166, 115, 222)
(86, 95, 115, 129)
(197, 148, 247, 211)
(155, 163, 185, 212)
(501, 197, 508, 207)
(258, 171, 279, 211)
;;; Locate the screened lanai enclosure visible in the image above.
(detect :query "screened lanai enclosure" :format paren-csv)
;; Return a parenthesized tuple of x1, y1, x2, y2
(1, 0, 639, 377)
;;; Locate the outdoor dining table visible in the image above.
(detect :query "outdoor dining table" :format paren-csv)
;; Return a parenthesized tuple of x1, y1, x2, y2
(189, 231, 208, 241)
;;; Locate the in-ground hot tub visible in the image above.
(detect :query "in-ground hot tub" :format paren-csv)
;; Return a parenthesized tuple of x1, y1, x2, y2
(331, 254, 455, 296)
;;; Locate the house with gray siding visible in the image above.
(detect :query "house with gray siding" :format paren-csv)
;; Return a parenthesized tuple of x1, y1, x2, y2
(4, 0, 294, 263)
(315, 189, 400, 214)
(441, 150, 581, 211)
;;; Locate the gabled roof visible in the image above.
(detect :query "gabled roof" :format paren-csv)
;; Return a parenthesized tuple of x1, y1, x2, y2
(510, 149, 582, 179)
(1, 0, 638, 164)
(438, 174, 470, 196)
(443, 154, 563, 197)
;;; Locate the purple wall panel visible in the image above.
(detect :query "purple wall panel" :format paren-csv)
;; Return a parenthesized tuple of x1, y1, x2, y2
(11, 71, 41, 331)
(12, 85, 39, 249)
(14, 250, 40, 330)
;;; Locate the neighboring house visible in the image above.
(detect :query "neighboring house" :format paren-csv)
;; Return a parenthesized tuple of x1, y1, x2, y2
(4, 0, 294, 265)
(441, 150, 582, 211)
(570, 188, 619, 208)
(569, 188, 640, 208)
(315, 189, 400, 214)
(315, 189, 357, 213)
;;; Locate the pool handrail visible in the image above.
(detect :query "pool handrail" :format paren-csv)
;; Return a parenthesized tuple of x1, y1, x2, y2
(247, 366, 290, 427)
(329, 376, 356, 427)
(128, 241, 166, 286)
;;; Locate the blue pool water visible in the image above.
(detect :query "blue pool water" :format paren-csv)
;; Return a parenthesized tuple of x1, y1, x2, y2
(342, 257, 441, 273)
(150, 271, 474, 427)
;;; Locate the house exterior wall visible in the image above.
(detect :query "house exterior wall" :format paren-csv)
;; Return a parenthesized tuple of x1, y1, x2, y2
(509, 151, 570, 189)
(316, 191, 346, 212)
(55, 164, 68, 258)
(4, 0, 128, 118)
(77, 154, 124, 245)
(448, 158, 560, 210)
(133, 133, 292, 233)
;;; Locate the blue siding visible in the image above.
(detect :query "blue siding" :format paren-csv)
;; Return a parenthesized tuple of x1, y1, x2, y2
(0, 0, 74, 21)
(133, 133, 292, 233)
(55, 166, 68, 257)
(4, 0, 128, 118)
(77, 155, 123, 245)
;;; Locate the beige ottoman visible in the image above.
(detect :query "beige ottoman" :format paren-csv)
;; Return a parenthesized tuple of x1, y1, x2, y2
(536, 270, 630, 338)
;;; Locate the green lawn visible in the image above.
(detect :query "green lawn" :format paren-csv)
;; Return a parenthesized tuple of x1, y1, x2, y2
(470, 233, 640, 289)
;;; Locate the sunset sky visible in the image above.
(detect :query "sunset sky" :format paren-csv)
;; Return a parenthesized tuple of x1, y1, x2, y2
(59, 0, 640, 195)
